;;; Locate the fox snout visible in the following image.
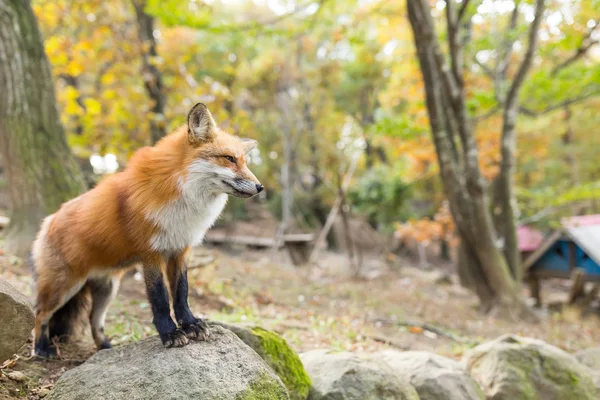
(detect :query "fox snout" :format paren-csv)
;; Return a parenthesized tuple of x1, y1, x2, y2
(226, 179, 263, 198)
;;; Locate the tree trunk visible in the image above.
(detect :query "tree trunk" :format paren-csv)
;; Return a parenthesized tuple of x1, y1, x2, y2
(132, 0, 166, 144)
(494, 0, 545, 283)
(495, 112, 521, 282)
(407, 0, 530, 314)
(0, 0, 85, 256)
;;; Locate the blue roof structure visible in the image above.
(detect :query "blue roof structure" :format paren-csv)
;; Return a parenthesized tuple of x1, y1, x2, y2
(524, 215, 600, 281)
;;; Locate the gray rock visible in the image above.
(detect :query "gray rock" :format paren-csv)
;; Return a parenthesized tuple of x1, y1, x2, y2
(575, 348, 600, 370)
(378, 350, 483, 400)
(210, 321, 311, 400)
(0, 279, 34, 363)
(463, 334, 597, 400)
(574, 348, 600, 395)
(47, 325, 289, 400)
(300, 349, 419, 400)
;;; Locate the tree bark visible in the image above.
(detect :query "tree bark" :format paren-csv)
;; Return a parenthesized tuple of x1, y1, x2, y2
(0, 0, 85, 256)
(132, 0, 166, 144)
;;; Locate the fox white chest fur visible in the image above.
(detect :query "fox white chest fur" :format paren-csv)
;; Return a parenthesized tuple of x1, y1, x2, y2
(147, 171, 228, 252)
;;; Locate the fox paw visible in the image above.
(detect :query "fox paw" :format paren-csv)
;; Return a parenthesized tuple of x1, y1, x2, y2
(181, 318, 210, 341)
(161, 328, 189, 348)
(33, 346, 57, 359)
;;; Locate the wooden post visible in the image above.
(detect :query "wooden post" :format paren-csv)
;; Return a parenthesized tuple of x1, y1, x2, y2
(581, 283, 599, 309)
(528, 275, 542, 308)
(568, 268, 586, 304)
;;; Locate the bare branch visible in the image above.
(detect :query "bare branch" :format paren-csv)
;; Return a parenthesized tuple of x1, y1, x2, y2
(457, 0, 471, 24)
(551, 19, 600, 76)
(473, 105, 500, 125)
(519, 92, 599, 116)
(445, 0, 463, 86)
(474, 57, 494, 78)
(497, 6, 519, 83)
(504, 0, 545, 111)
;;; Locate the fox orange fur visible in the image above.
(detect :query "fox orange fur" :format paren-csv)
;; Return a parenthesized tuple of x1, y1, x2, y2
(31, 103, 262, 357)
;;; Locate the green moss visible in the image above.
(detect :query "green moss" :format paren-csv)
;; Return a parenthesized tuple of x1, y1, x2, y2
(235, 372, 289, 400)
(250, 327, 311, 400)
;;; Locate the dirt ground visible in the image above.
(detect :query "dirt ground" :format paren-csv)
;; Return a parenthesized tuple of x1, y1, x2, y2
(1, 245, 599, 399)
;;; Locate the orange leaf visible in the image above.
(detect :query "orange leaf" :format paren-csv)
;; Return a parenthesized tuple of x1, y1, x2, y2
(408, 326, 424, 334)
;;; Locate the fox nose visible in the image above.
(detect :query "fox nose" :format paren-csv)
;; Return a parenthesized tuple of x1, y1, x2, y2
(256, 184, 264, 193)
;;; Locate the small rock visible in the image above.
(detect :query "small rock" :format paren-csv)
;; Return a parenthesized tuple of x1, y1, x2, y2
(47, 326, 288, 400)
(6, 371, 26, 382)
(38, 388, 51, 398)
(464, 334, 598, 400)
(301, 349, 419, 400)
(0, 279, 35, 363)
(377, 350, 484, 400)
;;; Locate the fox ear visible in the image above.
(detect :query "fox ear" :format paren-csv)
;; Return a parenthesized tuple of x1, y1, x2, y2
(240, 138, 258, 154)
(187, 103, 216, 145)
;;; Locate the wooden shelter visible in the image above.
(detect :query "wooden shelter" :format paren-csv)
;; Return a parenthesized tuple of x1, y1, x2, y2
(524, 215, 600, 306)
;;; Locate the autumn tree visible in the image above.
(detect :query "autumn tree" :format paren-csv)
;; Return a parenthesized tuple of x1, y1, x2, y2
(0, 0, 85, 256)
(406, 0, 547, 313)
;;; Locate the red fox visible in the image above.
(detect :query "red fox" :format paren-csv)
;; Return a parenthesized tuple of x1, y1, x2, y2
(31, 103, 263, 357)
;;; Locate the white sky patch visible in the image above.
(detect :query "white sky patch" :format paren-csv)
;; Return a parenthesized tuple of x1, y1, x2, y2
(90, 153, 119, 175)
(330, 41, 355, 61)
(477, 0, 515, 15)
(476, 49, 494, 64)
(382, 40, 398, 56)
(513, 40, 522, 52)
(337, 14, 352, 25)
(247, 148, 262, 165)
(316, 46, 327, 60)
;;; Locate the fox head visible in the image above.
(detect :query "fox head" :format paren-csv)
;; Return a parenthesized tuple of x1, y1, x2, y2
(182, 103, 263, 198)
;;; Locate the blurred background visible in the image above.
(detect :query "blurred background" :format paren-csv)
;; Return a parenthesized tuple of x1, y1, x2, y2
(0, 0, 600, 395)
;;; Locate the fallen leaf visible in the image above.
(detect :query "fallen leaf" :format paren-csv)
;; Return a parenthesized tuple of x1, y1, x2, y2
(6, 371, 26, 382)
(408, 326, 424, 334)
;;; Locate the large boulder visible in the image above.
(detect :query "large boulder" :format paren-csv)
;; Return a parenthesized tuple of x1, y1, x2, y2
(300, 349, 419, 400)
(575, 348, 600, 370)
(378, 350, 483, 400)
(211, 321, 311, 400)
(0, 279, 34, 363)
(463, 334, 597, 400)
(47, 325, 289, 400)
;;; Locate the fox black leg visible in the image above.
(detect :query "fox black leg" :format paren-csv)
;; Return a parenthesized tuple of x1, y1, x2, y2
(143, 257, 188, 348)
(167, 252, 210, 341)
(88, 276, 120, 350)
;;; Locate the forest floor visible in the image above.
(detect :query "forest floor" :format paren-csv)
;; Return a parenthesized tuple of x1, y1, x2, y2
(1, 245, 599, 399)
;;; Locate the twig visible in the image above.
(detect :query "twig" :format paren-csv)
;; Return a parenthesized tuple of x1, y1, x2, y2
(308, 152, 361, 264)
(375, 318, 479, 345)
(368, 334, 410, 350)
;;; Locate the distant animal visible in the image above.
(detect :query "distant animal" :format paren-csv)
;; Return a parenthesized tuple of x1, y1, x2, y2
(31, 103, 263, 357)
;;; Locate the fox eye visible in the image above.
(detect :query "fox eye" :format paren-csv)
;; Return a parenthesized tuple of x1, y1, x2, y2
(224, 155, 236, 164)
